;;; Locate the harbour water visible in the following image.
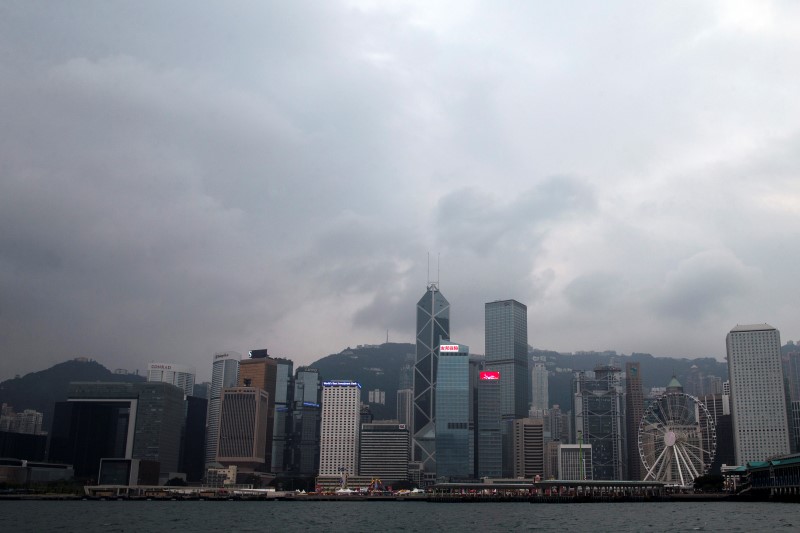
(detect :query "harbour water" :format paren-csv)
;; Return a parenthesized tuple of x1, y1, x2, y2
(2, 501, 798, 532)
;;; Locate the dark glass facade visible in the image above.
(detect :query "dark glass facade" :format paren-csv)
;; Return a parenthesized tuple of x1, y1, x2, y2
(272, 358, 294, 473)
(413, 283, 450, 474)
(573, 367, 624, 480)
(435, 343, 472, 480)
(49, 382, 184, 480)
(290, 367, 321, 476)
(485, 299, 528, 476)
(625, 362, 644, 480)
(477, 375, 502, 478)
(181, 395, 208, 482)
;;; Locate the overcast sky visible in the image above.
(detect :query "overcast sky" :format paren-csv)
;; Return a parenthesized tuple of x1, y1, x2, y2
(2, 1, 799, 381)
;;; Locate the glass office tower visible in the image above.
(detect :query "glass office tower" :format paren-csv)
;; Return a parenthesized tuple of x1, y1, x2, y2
(435, 342, 472, 480)
(413, 282, 450, 475)
(485, 299, 528, 476)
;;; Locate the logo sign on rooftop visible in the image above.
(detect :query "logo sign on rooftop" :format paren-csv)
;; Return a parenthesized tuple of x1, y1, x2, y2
(440, 344, 460, 352)
(480, 371, 500, 380)
(323, 381, 362, 388)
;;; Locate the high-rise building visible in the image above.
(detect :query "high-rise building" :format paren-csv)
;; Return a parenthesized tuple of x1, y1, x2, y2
(413, 283, 450, 474)
(785, 350, 800, 403)
(238, 349, 278, 469)
(271, 358, 294, 473)
(698, 393, 734, 473)
(477, 370, 502, 478)
(397, 353, 414, 429)
(291, 367, 322, 476)
(625, 361, 644, 480)
(485, 299, 528, 477)
(182, 395, 208, 482)
(146, 362, 196, 396)
(216, 387, 270, 470)
(319, 381, 361, 477)
(435, 342, 472, 480)
(512, 417, 544, 479)
(49, 382, 184, 480)
(727, 324, 791, 464)
(206, 352, 240, 465)
(359, 421, 410, 484)
(573, 366, 624, 480)
(531, 362, 549, 412)
(485, 299, 529, 419)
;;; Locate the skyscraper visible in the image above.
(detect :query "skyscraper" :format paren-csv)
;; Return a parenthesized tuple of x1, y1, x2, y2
(531, 362, 549, 412)
(727, 324, 791, 464)
(397, 353, 414, 429)
(319, 380, 361, 477)
(238, 349, 278, 469)
(625, 361, 644, 480)
(291, 366, 322, 476)
(485, 299, 528, 419)
(573, 366, 624, 480)
(413, 283, 450, 474)
(477, 370, 502, 478)
(271, 358, 294, 473)
(485, 299, 528, 476)
(435, 342, 472, 480)
(216, 387, 270, 470)
(146, 362, 196, 396)
(206, 352, 240, 465)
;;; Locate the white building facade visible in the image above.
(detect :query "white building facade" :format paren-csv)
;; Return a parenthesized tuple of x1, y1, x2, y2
(727, 324, 791, 464)
(147, 362, 196, 396)
(205, 352, 240, 465)
(319, 381, 361, 477)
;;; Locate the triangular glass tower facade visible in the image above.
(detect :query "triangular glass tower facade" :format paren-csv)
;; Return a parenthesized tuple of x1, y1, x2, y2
(413, 283, 450, 474)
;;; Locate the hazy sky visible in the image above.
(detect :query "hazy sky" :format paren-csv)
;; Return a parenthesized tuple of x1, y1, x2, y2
(2, 1, 799, 381)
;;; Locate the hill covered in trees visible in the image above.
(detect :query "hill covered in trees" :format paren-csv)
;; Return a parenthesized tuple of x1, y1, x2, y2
(0, 359, 144, 430)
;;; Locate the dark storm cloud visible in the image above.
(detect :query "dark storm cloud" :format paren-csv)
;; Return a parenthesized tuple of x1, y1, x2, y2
(2, 1, 800, 379)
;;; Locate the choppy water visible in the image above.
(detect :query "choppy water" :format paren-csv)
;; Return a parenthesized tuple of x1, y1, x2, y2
(2, 501, 798, 532)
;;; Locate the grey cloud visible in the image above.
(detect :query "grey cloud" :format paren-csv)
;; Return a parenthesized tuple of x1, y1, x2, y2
(435, 175, 596, 256)
(2, 2, 800, 380)
(652, 249, 761, 321)
(564, 272, 626, 310)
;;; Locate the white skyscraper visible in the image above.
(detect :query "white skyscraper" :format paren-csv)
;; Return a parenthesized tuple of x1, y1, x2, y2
(531, 362, 549, 411)
(319, 381, 361, 477)
(727, 324, 790, 465)
(147, 362, 196, 396)
(206, 352, 240, 465)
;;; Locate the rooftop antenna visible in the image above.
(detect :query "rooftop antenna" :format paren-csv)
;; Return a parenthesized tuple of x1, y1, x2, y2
(427, 252, 430, 286)
(437, 252, 440, 289)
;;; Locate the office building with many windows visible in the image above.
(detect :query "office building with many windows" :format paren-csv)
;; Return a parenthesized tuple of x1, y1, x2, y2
(359, 421, 410, 484)
(146, 362, 196, 397)
(206, 352, 240, 465)
(413, 283, 450, 475)
(485, 299, 528, 476)
(435, 342, 472, 480)
(216, 387, 270, 470)
(319, 381, 361, 477)
(727, 324, 791, 464)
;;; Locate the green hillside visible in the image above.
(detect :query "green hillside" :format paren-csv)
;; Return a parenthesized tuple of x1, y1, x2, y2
(0, 359, 145, 431)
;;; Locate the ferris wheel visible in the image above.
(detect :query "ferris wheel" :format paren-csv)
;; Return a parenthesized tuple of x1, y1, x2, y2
(638, 392, 716, 486)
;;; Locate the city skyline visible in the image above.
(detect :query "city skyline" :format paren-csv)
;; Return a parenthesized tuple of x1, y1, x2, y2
(3, 2, 800, 381)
